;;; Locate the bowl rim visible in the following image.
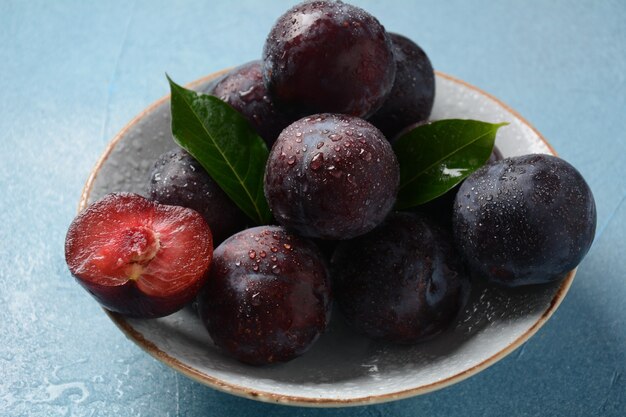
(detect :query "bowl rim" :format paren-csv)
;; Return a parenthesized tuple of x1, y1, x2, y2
(78, 69, 575, 408)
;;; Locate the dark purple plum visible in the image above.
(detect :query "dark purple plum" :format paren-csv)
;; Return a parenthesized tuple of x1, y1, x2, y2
(453, 154, 597, 287)
(264, 114, 399, 240)
(262, 0, 396, 118)
(148, 148, 248, 244)
(312, 238, 339, 263)
(197, 226, 332, 365)
(331, 212, 469, 343)
(368, 33, 435, 139)
(206, 61, 292, 148)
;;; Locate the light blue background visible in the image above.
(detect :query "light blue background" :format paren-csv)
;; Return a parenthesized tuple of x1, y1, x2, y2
(1, 0, 625, 415)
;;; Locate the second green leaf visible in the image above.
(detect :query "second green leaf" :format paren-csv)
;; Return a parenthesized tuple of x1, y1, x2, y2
(393, 119, 507, 209)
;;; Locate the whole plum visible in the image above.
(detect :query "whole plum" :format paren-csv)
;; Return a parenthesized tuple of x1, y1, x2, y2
(369, 33, 435, 139)
(453, 154, 596, 286)
(264, 114, 399, 240)
(148, 148, 248, 244)
(207, 61, 291, 148)
(262, 0, 396, 118)
(197, 226, 332, 365)
(331, 212, 469, 343)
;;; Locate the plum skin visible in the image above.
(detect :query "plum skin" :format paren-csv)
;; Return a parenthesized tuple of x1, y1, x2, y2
(369, 33, 435, 139)
(197, 226, 332, 365)
(148, 148, 248, 244)
(331, 212, 469, 343)
(264, 113, 399, 240)
(262, 0, 396, 118)
(205, 60, 291, 148)
(453, 154, 597, 286)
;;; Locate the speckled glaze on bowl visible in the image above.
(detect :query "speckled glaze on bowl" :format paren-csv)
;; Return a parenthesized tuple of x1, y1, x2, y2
(79, 70, 574, 407)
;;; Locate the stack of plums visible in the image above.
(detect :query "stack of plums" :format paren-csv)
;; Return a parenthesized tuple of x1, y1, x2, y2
(65, 0, 596, 365)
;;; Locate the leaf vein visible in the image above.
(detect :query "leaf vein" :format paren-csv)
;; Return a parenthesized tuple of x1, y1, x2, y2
(399, 126, 498, 190)
(178, 92, 265, 223)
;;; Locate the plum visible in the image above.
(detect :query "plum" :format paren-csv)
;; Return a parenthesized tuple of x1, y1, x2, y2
(369, 33, 435, 139)
(197, 225, 332, 365)
(453, 154, 597, 286)
(148, 148, 248, 244)
(65, 193, 213, 318)
(264, 113, 399, 239)
(206, 60, 292, 147)
(262, 0, 396, 118)
(332, 212, 469, 343)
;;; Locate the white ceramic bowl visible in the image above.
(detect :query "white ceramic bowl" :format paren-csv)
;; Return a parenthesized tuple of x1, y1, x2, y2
(79, 70, 574, 407)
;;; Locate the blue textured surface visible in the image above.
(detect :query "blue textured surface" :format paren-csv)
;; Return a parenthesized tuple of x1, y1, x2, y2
(1, 0, 625, 415)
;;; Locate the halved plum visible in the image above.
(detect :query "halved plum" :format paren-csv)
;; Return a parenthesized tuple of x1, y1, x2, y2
(65, 193, 213, 318)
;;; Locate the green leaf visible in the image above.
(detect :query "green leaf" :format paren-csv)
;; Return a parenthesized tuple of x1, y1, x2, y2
(167, 76, 272, 225)
(393, 119, 507, 209)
